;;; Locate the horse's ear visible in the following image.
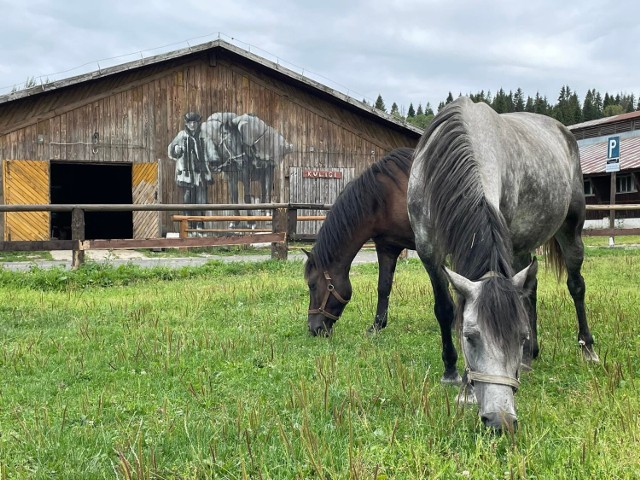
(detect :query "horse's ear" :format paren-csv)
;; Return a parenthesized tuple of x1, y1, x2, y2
(443, 266, 480, 301)
(512, 257, 538, 291)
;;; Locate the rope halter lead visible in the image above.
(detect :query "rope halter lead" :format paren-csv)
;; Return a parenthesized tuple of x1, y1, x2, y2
(308, 271, 349, 321)
(462, 270, 521, 393)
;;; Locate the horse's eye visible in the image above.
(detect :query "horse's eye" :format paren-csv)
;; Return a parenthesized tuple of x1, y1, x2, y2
(309, 283, 317, 291)
(464, 330, 480, 346)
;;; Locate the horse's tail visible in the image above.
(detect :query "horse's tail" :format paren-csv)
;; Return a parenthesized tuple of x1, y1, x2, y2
(541, 237, 566, 281)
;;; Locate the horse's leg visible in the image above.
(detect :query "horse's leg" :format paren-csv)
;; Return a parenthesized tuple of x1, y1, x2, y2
(241, 162, 255, 228)
(226, 170, 240, 228)
(554, 223, 599, 362)
(263, 165, 274, 203)
(367, 243, 404, 333)
(514, 252, 538, 368)
(418, 253, 460, 384)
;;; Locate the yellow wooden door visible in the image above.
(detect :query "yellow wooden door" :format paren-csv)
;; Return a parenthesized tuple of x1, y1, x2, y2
(3, 160, 50, 241)
(132, 162, 159, 239)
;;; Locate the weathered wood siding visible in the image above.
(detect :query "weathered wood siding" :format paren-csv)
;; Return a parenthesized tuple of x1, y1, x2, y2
(0, 47, 420, 238)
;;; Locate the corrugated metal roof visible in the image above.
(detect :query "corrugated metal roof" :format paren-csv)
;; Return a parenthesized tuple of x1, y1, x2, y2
(570, 111, 640, 131)
(580, 135, 640, 174)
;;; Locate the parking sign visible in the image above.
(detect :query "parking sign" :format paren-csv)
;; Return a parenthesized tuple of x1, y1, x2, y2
(606, 136, 620, 172)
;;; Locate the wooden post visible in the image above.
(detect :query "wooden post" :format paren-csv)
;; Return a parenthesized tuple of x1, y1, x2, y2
(271, 207, 289, 260)
(71, 208, 85, 268)
(609, 172, 616, 247)
(179, 218, 188, 239)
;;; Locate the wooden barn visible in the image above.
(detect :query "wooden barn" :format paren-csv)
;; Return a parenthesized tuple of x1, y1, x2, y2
(0, 39, 421, 241)
(569, 112, 640, 229)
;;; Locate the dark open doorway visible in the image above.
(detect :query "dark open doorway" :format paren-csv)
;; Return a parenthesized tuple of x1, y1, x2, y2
(50, 162, 133, 240)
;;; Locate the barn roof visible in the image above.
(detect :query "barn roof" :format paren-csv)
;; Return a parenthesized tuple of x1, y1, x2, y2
(579, 135, 640, 175)
(0, 39, 423, 137)
(569, 111, 640, 131)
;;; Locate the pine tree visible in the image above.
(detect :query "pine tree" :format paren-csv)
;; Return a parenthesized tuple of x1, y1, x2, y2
(514, 88, 525, 112)
(416, 103, 424, 116)
(424, 102, 434, 115)
(390, 102, 401, 118)
(525, 96, 534, 113)
(582, 89, 596, 121)
(445, 92, 454, 104)
(407, 103, 416, 118)
(375, 94, 386, 112)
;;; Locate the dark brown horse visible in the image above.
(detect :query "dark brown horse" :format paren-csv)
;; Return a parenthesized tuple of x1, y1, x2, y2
(304, 147, 415, 335)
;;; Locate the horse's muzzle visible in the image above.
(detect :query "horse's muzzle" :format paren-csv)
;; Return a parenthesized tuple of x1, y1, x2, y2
(481, 412, 518, 433)
(308, 316, 334, 337)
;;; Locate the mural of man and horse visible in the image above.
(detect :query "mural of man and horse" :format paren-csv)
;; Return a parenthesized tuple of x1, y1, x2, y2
(304, 96, 598, 431)
(169, 111, 293, 228)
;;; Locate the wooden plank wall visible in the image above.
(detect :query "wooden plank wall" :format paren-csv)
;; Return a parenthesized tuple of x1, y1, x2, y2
(289, 166, 355, 235)
(0, 49, 420, 238)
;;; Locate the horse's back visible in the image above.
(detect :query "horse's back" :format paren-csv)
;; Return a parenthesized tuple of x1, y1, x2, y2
(456, 101, 582, 252)
(410, 97, 584, 255)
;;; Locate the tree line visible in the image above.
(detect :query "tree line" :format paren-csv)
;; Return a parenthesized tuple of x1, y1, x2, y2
(372, 86, 640, 130)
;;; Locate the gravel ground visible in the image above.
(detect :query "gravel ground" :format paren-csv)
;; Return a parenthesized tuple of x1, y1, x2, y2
(0, 249, 421, 271)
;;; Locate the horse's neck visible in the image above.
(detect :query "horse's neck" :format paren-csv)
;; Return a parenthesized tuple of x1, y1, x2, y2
(317, 224, 373, 273)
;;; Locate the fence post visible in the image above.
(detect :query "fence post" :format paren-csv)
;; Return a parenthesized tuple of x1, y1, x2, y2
(179, 218, 188, 239)
(71, 208, 85, 268)
(271, 207, 291, 260)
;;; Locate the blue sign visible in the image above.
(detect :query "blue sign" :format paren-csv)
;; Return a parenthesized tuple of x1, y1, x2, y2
(607, 136, 620, 160)
(606, 136, 620, 173)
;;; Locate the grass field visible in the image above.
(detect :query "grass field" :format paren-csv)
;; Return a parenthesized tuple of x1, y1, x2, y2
(0, 247, 638, 479)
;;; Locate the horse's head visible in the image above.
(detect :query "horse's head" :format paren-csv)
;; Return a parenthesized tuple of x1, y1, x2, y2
(303, 249, 352, 336)
(445, 259, 537, 432)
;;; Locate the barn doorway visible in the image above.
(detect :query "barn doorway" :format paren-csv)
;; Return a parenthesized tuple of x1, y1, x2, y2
(50, 162, 133, 240)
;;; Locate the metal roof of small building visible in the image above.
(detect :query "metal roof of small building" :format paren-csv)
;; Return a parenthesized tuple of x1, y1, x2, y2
(567, 111, 640, 132)
(569, 111, 640, 131)
(579, 135, 640, 175)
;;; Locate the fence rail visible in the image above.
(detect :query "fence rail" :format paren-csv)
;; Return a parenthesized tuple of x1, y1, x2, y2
(0, 203, 637, 268)
(0, 203, 331, 268)
(584, 204, 640, 237)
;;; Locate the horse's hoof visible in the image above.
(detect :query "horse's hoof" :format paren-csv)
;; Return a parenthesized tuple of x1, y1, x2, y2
(441, 373, 462, 386)
(579, 340, 600, 363)
(582, 347, 600, 363)
(366, 324, 385, 335)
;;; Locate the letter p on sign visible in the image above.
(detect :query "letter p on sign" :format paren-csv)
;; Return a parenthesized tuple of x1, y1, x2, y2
(608, 136, 620, 160)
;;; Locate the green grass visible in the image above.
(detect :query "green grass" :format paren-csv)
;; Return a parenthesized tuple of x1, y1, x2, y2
(0, 251, 53, 262)
(0, 249, 638, 479)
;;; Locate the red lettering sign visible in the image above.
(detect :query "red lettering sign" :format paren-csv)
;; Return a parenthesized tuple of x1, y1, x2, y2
(302, 170, 343, 179)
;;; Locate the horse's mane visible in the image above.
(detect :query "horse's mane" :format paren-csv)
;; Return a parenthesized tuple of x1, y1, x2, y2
(306, 147, 413, 273)
(415, 101, 525, 351)
(415, 102, 513, 279)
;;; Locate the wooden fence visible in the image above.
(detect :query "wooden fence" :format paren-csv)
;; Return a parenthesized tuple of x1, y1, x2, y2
(0, 203, 330, 268)
(0, 203, 637, 269)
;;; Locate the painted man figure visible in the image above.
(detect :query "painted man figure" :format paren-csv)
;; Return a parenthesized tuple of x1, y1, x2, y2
(168, 112, 213, 231)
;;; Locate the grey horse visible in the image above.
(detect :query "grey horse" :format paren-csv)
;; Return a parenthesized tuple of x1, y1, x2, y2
(407, 97, 598, 431)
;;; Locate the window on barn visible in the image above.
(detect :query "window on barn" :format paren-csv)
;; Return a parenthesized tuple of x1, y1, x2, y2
(616, 174, 637, 194)
(583, 178, 594, 197)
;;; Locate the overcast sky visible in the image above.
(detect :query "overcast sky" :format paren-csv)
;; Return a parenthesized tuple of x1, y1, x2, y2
(1, 1, 638, 113)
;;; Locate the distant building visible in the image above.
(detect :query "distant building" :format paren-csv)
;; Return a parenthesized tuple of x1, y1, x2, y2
(569, 112, 640, 230)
